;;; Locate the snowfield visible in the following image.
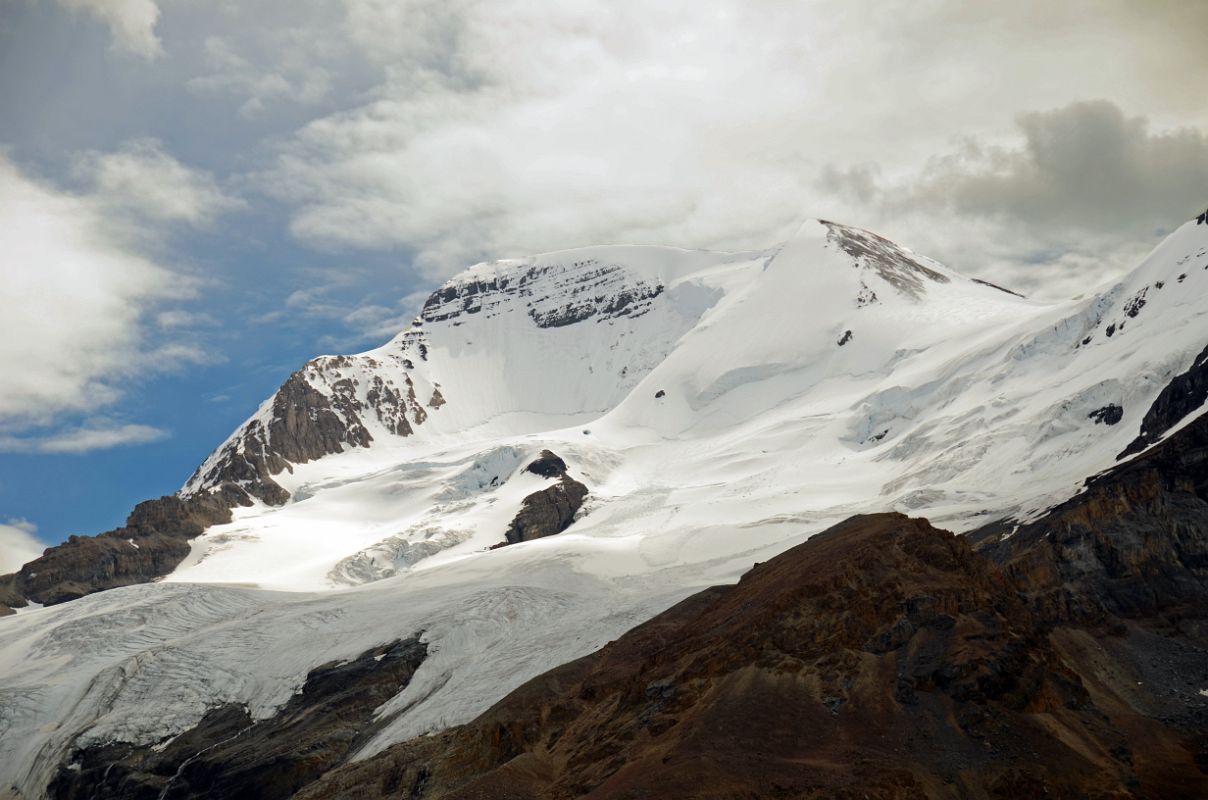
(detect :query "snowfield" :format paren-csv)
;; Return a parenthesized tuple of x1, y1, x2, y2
(3, 218, 1207, 798)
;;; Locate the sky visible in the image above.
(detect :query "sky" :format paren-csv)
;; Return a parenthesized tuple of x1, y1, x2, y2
(1, 0, 1207, 566)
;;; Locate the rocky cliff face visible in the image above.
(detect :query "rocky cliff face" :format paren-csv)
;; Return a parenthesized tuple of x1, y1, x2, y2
(49, 636, 427, 800)
(973, 402, 1208, 624)
(821, 220, 954, 299)
(1118, 341, 1208, 458)
(419, 260, 664, 330)
(184, 355, 434, 507)
(0, 488, 245, 614)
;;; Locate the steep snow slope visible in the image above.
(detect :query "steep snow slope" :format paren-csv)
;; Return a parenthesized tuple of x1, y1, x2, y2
(3, 217, 1208, 798)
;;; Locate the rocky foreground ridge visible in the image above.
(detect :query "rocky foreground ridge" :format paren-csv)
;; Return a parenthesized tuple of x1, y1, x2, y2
(290, 410, 1208, 800)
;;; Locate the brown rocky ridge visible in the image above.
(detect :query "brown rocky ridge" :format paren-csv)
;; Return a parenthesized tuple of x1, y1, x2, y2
(0, 488, 245, 615)
(287, 411, 1208, 799)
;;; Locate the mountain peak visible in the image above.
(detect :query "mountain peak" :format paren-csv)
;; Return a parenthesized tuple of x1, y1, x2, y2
(163, 215, 1208, 594)
(819, 219, 952, 298)
(183, 223, 1028, 508)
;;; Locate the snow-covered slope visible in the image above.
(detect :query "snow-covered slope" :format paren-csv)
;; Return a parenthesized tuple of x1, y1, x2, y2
(3, 216, 1208, 798)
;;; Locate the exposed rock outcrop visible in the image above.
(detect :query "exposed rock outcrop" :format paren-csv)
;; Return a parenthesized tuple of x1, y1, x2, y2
(974, 402, 1208, 624)
(502, 452, 589, 545)
(521, 450, 571, 479)
(525, 263, 664, 329)
(419, 260, 664, 330)
(822, 220, 950, 299)
(1088, 403, 1123, 425)
(299, 511, 1208, 799)
(971, 277, 1025, 297)
(48, 636, 427, 800)
(185, 368, 376, 506)
(1118, 342, 1208, 458)
(0, 488, 245, 614)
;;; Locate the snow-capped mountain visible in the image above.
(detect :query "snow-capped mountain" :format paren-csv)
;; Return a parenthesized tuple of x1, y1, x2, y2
(166, 216, 1207, 591)
(2, 215, 1207, 798)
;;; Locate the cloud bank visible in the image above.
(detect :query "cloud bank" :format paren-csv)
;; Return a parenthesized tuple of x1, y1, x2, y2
(904, 101, 1208, 235)
(28, 0, 1208, 293)
(0, 423, 169, 454)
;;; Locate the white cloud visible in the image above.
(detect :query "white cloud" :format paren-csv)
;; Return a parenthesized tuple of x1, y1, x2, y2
(57, 0, 164, 59)
(0, 155, 169, 423)
(0, 519, 43, 573)
(0, 423, 169, 455)
(75, 139, 244, 227)
(156, 309, 218, 329)
(135, 342, 222, 372)
(254, 0, 1208, 286)
(0, 152, 214, 434)
(270, 0, 828, 276)
(188, 34, 334, 118)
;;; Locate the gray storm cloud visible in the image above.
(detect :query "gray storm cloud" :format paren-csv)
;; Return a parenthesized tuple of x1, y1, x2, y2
(812, 99, 1208, 298)
(835, 99, 1208, 241)
(926, 101, 1208, 234)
